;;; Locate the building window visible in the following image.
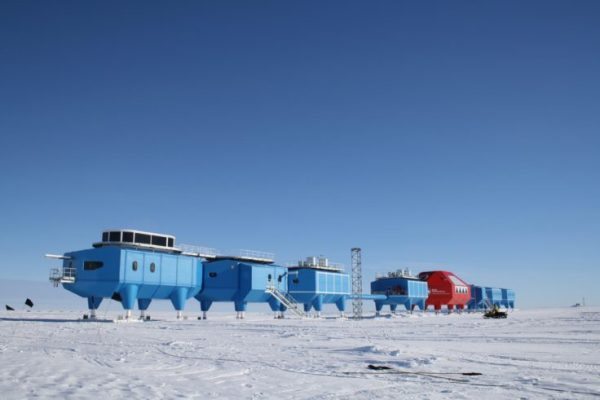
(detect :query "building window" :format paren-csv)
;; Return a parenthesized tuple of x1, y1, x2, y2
(102, 232, 109, 242)
(293, 278, 299, 284)
(168, 238, 174, 247)
(135, 233, 151, 244)
(150, 262, 156, 273)
(132, 261, 138, 271)
(151, 235, 167, 247)
(268, 274, 272, 282)
(84, 261, 103, 270)
(122, 231, 134, 243)
(109, 231, 121, 242)
(209, 272, 217, 278)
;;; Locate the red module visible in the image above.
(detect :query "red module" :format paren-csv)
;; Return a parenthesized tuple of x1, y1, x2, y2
(418, 271, 470, 312)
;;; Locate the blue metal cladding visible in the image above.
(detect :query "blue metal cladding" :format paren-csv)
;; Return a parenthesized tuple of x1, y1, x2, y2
(195, 259, 288, 312)
(468, 285, 488, 310)
(370, 277, 428, 312)
(485, 287, 503, 307)
(501, 288, 515, 308)
(469, 285, 515, 310)
(61, 246, 202, 311)
(287, 269, 350, 312)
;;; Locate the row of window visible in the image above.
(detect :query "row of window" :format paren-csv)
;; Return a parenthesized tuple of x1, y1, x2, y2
(206, 272, 285, 282)
(455, 286, 468, 294)
(131, 261, 156, 272)
(102, 231, 174, 248)
(83, 260, 157, 273)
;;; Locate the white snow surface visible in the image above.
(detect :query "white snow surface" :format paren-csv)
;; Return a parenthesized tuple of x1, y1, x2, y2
(1, 307, 599, 399)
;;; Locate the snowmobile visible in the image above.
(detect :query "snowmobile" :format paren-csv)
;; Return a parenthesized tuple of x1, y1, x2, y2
(484, 305, 508, 319)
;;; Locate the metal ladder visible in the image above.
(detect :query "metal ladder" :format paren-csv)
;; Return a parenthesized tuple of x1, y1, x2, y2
(265, 286, 306, 317)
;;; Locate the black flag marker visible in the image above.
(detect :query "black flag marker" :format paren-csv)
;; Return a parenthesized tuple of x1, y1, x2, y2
(5, 305, 14, 311)
(25, 298, 34, 308)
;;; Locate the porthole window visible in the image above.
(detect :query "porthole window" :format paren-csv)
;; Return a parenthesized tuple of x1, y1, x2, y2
(209, 272, 217, 278)
(293, 278, 299, 284)
(132, 261, 138, 271)
(150, 262, 156, 273)
(278, 275, 283, 282)
(268, 274, 272, 282)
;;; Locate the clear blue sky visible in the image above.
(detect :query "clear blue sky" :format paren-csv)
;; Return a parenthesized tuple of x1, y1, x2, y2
(1, 1, 598, 308)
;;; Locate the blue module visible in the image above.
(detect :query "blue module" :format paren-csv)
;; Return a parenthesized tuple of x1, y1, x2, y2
(49, 229, 203, 319)
(468, 285, 489, 310)
(486, 287, 503, 307)
(501, 288, 515, 309)
(469, 285, 515, 310)
(195, 258, 288, 319)
(370, 270, 428, 314)
(287, 257, 350, 316)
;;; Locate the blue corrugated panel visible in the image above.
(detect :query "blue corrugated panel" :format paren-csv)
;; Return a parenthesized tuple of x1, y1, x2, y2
(469, 285, 515, 310)
(501, 288, 515, 308)
(61, 246, 202, 312)
(485, 287, 503, 307)
(195, 259, 288, 313)
(287, 269, 350, 313)
(468, 285, 488, 310)
(370, 277, 428, 313)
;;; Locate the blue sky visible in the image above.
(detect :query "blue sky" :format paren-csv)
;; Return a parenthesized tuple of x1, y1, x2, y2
(1, 1, 599, 308)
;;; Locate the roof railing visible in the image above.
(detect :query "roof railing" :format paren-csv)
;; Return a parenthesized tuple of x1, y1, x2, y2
(179, 244, 220, 259)
(237, 249, 275, 262)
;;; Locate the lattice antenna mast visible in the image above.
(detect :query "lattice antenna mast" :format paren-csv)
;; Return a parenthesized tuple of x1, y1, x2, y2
(351, 247, 363, 319)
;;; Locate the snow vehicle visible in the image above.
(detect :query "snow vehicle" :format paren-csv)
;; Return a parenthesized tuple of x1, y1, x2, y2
(484, 305, 508, 319)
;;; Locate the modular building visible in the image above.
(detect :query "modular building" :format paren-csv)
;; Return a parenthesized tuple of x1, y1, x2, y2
(287, 256, 350, 316)
(469, 285, 515, 310)
(195, 257, 288, 319)
(370, 269, 428, 315)
(418, 270, 471, 312)
(468, 285, 488, 311)
(49, 229, 203, 319)
(486, 287, 503, 307)
(501, 288, 515, 309)
(49, 229, 516, 320)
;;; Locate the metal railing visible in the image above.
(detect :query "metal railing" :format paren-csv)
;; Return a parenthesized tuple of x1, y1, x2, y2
(49, 267, 76, 286)
(178, 245, 274, 262)
(178, 244, 220, 258)
(238, 249, 275, 262)
(285, 261, 345, 272)
(265, 285, 305, 317)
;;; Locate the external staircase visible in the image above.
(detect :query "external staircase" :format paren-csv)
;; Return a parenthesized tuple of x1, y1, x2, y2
(265, 285, 306, 317)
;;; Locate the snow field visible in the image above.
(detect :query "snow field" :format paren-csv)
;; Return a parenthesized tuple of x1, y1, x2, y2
(1, 307, 599, 399)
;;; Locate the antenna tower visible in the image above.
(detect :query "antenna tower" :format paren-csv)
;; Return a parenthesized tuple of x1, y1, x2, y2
(351, 247, 363, 319)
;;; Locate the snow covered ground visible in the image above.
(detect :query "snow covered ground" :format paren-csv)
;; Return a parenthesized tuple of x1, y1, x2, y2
(1, 306, 599, 399)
